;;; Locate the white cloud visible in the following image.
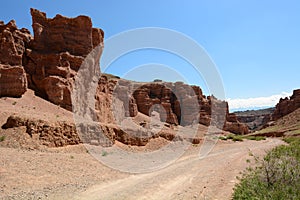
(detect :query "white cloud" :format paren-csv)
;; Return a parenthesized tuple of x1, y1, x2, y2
(227, 92, 292, 111)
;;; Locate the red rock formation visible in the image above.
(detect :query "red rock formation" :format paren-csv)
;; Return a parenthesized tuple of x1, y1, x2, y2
(132, 83, 181, 125)
(117, 81, 248, 134)
(2, 114, 116, 147)
(223, 112, 249, 134)
(0, 65, 27, 97)
(0, 20, 32, 66)
(272, 89, 300, 120)
(30, 9, 103, 56)
(0, 20, 31, 97)
(95, 75, 119, 123)
(1, 8, 249, 149)
(2, 115, 80, 147)
(25, 8, 104, 110)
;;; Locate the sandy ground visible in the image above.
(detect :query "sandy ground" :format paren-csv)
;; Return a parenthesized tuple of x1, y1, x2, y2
(74, 138, 284, 200)
(0, 138, 284, 200)
(0, 90, 286, 199)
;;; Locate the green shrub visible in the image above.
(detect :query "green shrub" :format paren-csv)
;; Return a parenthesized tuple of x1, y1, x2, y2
(232, 136, 243, 142)
(102, 150, 108, 156)
(0, 135, 5, 142)
(220, 134, 243, 142)
(219, 136, 228, 140)
(244, 135, 266, 141)
(227, 134, 234, 140)
(232, 140, 300, 199)
(219, 134, 266, 142)
(255, 136, 266, 141)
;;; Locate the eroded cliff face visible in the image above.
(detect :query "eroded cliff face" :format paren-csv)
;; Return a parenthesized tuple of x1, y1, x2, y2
(0, 20, 31, 97)
(0, 8, 104, 109)
(272, 89, 300, 121)
(25, 8, 104, 110)
(97, 79, 248, 135)
(1, 8, 248, 148)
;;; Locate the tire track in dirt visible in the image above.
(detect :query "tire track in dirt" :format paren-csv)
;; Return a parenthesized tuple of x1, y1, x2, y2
(75, 138, 284, 200)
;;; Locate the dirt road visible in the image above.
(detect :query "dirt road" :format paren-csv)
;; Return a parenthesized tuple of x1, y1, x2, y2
(1, 136, 284, 200)
(75, 138, 284, 200)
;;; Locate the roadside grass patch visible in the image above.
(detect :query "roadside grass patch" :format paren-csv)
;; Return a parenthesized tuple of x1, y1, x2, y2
(283, 136, 300, 144)
(232, 136, 243, 142)
(243, 135, 266, 141)
(219, 134, 266, 142)
(219, 136, 227, 141)
(232, 136, 300, 199)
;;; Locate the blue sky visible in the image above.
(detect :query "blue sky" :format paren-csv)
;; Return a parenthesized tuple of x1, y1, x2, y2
(1, 0, 299, 110)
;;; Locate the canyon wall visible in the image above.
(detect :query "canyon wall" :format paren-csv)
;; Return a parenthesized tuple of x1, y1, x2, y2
(272, 89, 300, 121)
(0, 20, 31, 97)
(235, 108, 275, 131)
(99, 79, 248, 134)
(1, 9, 248, 148)
(26, 8, 104, 110)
